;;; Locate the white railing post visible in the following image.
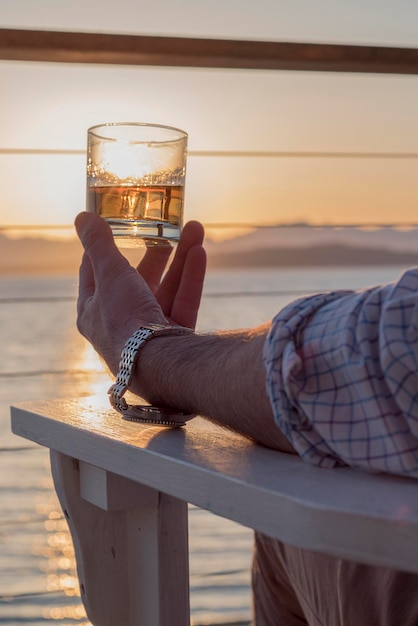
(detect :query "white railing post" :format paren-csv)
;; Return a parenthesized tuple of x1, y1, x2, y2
(50, 451, 190, 626)
(11, 396, 418, 626)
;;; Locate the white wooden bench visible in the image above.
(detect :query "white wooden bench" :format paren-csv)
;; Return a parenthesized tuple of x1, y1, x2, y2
(10, 396, 418, 626)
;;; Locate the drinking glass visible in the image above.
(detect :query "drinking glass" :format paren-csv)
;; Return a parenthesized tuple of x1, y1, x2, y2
(86, 122, 188, 247)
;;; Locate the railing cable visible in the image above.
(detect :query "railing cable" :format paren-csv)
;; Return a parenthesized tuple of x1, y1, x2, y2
(2, 147, 418, 159)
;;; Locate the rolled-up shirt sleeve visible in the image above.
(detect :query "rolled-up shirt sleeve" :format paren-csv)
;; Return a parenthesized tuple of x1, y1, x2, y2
(263, 268, 418, 477)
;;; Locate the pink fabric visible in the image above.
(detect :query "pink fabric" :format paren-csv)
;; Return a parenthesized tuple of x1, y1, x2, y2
(252, 533, 418, 626)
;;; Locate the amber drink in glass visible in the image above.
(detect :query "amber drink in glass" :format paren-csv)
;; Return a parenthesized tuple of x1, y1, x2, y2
(87, 122, 188, 247)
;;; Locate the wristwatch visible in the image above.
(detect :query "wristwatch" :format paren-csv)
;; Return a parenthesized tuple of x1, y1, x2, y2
(108, 324, 195, 427)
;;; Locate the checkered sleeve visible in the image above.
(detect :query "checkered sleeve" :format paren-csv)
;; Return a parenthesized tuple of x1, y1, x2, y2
(263, 268, 418, 477)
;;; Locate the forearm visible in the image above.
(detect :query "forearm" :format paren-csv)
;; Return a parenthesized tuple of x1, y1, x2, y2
(132, 325, 295, 452)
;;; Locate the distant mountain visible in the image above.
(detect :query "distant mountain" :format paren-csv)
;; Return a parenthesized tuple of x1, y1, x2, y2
(205, 224, 418, 268)
(204, 224, 418, 256)
(207, 243, 418, 268)
(0, 233, 83, 274)
(0, 233, 144, 274)
(2, 224, 418, 274)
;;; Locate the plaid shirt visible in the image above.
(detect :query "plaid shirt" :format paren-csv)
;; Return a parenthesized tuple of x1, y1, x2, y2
(263, 268, 418, 478)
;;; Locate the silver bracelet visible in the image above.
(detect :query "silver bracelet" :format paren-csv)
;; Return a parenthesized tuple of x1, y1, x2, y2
(108, 324, 195, 427)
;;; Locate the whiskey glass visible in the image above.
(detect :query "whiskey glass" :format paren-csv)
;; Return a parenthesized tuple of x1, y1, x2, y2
(87, 122, 188, 247)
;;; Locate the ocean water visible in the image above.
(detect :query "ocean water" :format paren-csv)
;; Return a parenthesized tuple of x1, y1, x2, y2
(0, 265, 409, 625)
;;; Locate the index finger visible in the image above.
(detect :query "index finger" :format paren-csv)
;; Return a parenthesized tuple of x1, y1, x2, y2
(157, 221, 205, 309)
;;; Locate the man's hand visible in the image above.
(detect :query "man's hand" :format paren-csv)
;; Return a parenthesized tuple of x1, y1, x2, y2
(75, 212, 206, 375)
(75, 213, 294, 452)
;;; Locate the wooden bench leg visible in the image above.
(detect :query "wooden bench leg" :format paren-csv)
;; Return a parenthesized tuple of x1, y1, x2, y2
(50, 451, 190, 626)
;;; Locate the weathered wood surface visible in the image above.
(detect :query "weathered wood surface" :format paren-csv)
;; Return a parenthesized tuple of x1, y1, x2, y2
(1, 28, 418, 74)
(11, 397, 418, 573)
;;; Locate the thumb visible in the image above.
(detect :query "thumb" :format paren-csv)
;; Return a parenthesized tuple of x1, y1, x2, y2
(75, 211, 113, 249)
(75, 212, 129, 280)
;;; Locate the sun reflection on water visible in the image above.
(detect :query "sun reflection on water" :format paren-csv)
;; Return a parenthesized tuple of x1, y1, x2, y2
(70, 339, 112, 398)
(26, 334, 111, 624)
(43, 605, 91, 622)
(32, 493, 92, 624)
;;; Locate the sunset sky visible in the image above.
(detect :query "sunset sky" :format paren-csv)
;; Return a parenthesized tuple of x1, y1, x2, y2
(0, 0, 418, 236)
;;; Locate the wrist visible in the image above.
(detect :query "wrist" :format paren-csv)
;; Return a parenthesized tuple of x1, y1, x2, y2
(108, 324, 195, 426)
(108, 317, 169, 375)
